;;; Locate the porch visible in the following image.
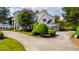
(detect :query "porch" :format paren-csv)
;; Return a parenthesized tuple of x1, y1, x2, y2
(0, 23, 13, 30)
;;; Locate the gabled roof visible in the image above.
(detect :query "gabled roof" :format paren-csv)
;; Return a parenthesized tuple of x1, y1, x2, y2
(35, 10, 54, 21)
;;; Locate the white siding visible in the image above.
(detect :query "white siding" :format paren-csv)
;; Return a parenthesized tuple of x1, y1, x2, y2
(0, 23, 12, 29)
(37, 13, 54, 25)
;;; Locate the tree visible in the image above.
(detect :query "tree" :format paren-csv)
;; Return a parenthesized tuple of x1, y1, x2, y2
(54, 15, 60, 23)
(16, 8, 35, 31)
(62, 7, 79, 26)
(7, 17, 13, 25)
(0, 7, 10, 22)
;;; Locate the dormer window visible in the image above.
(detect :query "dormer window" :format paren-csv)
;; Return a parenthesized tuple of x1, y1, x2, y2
(47, 19, 52, 24)
(43, 19, 46, 22)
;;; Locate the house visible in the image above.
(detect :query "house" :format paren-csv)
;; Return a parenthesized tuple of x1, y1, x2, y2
(12, 9, 59, 31)
(0, 22, 12, 30)
(34, 10, 59, 31)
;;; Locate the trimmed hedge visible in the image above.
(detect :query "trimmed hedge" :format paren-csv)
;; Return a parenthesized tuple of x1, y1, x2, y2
(33, 22, 39, 30)
(32, 23, 56, 37)
(48, 29, 56, 36)
(32, 23, 48, 35)
(32, 30, 39, 35)
(59, 26, 73, 31)
(35, 23, 48, 34)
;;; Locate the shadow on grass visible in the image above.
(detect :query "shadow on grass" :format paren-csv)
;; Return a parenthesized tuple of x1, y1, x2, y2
(0, 37, 7, 40)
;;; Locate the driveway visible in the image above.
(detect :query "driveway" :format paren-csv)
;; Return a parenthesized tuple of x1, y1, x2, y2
(2, 31, 79, 51)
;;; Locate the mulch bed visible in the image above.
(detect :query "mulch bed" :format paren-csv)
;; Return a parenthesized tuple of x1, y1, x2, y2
(71, 37, 79, 48)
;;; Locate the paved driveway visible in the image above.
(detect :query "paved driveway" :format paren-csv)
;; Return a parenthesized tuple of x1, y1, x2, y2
(2, 31, 79, 51)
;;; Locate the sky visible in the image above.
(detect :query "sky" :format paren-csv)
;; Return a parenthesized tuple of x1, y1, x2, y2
(10, 7, 62, 15)
(10, 7, 63, 19)
(31, 7, 62, 16)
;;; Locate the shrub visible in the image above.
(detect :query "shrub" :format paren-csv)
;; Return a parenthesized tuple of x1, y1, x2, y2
(32, 30, 39, 35)
(76, 26, 79, 37)
(0, 32, 4, 38)
(59, 25, 73, 31)
(33, 22, 39, 30)
(35, 23, 48, 35)
(59, 26, 65, 31)
(32, 23, 48, 36)
(64, 26, 73, 31)
(48, 29, 56, 36)
(32, 22, 39, 35)
(59, 22, 73, 31)
(13, 29, 19, 32)
(32, 30, 35, 35)
(73, 26, 77, 31)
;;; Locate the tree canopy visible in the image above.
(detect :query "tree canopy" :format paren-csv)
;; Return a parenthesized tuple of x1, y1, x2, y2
(54, 15, 60, 23)
(16, 8, 35, 31)
(62, 7, 79, 26)
(0, 7, 10, 23)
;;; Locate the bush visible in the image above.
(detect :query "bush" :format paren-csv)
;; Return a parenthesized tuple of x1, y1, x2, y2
(33, 22, 39, 30)
(13, 29, 19, 32)
(32, 23, 48, 36)
(0, 32, 4, 38)
(59, 26, 65, 31)
(76, 26, 79, 38)
(32, 30, 39, 35)
(48, 29, 56, 36)
(73, 26, 77, 31)
(64, 26, 73, 31)
(59, 25, 73, 31)
(59, 22, 73, 31)
(32, 30, 36, 35)
(32, 22, 39, 35)
(35, 23, 48, 34)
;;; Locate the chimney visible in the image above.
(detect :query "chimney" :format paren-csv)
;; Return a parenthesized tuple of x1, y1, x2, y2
(35, 10, 39, 15)
(41, 9, 47, 12)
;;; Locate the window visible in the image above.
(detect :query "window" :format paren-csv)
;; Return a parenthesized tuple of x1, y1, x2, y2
(47, 19, 52, 24)
(43, 19, 46, 22)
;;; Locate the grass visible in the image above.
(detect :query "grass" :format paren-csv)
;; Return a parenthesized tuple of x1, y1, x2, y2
(19, 31, 32, 36)
(13, 29, 32, 36)
(0, 37, 25, 51)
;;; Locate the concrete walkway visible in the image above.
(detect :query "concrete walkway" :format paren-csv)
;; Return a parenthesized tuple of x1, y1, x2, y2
(2, 31, 79, 51)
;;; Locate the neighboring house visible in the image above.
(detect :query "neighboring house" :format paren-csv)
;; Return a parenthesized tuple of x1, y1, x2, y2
(12, 9, 59, 31)
(12, 15, 20, 30)
(0, 22, 12, 30)
(34, 10, 59, 31)
(12, 11, 35, 30)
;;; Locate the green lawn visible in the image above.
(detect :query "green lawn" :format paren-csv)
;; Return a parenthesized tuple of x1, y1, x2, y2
(0, 37, 25, 51)
(13, 29, 32, 36)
